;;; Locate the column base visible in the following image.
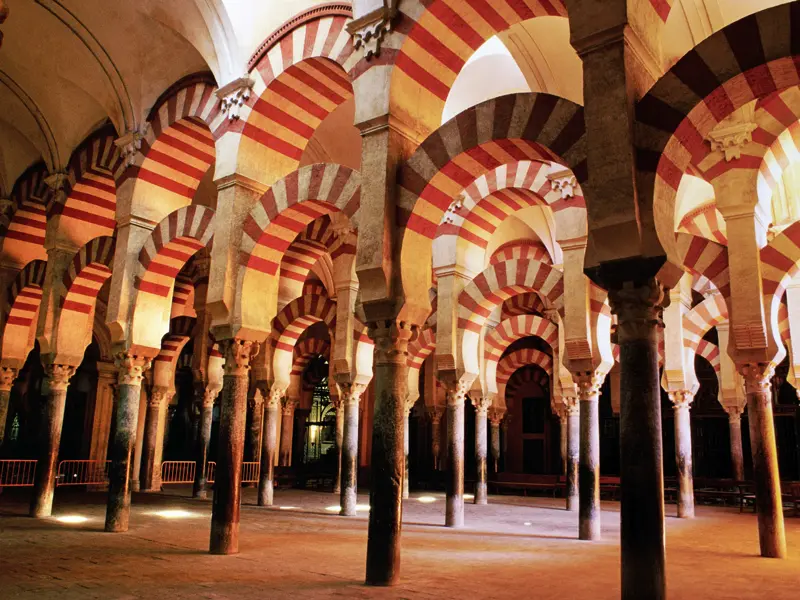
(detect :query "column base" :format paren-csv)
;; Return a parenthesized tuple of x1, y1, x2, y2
(209, 520, 238, 555)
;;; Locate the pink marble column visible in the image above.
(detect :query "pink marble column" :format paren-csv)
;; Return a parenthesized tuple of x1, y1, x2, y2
(0, 366, 18, 448)
(668, 390, 695, 518)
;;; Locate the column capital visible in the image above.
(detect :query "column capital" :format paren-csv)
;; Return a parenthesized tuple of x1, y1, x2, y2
(608, 278, 666, 344)
(573, 371, 604, 401)
(267, 384, 285, 409)
(369, 320, 415, 366)
(44, 363, 77, 392)
(200, 385, 220, 408)
(114, 353, 151, 387)
(340, 381, 367, 406)
(281, 397, 299, 416)
(114, 125, 149, 168)
(739, 362, 774, 395)
(428, 405, 444, 425)
(149, 385, 174, 408)
(221, 339, 259, 377)
(724, 404, 745, 424)
(444, 378, 471, 406)
(488, 407, 506, 427)
(563, 395, 580, 416)
(248, 388, 264, 411)
(667, 390, 694, 410)
(471, 396, 493, 416)
(0, 366, 18, 392)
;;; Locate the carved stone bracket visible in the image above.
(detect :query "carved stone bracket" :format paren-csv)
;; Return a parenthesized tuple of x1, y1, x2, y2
(346, 1, 398, 59)
(114, 125, 149, 168)
(547, 168, 578, 200)
(0, 366, 18, 392)
(216, 76, 255, 121)
(115, 353, 152, 387)
(707, 122, 757, 162)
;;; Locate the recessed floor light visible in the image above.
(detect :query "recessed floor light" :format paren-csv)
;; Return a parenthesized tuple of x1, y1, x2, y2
(464, 494, 475, 500)
(55, 515, 88, 524)
(418, 496, 437, 503)
(325, 506, 341, 512)
(150, 509, 195, 519)
(355, 504, 370, 511)
(523, 522, 532, 526)
(278, 506, 298, 510)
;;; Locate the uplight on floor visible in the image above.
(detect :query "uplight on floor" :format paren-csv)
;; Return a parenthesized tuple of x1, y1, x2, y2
(418, 496, 437, 503)
(55, 515, 89, 524)
(149, 509, 196, 519)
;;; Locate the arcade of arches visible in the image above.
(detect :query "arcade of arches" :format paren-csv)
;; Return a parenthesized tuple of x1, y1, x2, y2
(1, 1, 800, 598)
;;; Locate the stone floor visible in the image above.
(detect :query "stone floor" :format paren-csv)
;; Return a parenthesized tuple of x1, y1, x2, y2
(0, 485, 799, 599)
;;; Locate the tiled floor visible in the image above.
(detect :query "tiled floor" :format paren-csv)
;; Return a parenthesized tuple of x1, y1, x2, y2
(0, 486, 798, 599)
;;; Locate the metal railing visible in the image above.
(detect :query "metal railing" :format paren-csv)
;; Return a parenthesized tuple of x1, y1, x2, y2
(206, 461, 216, 484)
(242, 462, 259, 484)
(161, 461, 197, 484)
(56, 460, 110, 486)
(0, 459, 37, 486)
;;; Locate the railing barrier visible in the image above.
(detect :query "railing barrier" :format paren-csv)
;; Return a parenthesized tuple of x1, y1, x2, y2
(56, 460, 110, 486)
(242, 462, 259, 484)
(161, 461, 196, 484)
(0, 459, 37, 486)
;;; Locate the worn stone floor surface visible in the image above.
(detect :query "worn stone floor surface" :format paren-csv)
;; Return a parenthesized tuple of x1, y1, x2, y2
(0, 486, 798, 599)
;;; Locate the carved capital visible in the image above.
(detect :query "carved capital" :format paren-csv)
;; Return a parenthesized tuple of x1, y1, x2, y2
(216, 76, 255, 121)
(200, 386, 220, 409)
(488, 407, 506, 427)
(707, 122, 757, 162)
(0, 366, 18, 392)
(547, 168, 578, 199)
(724, 404, 744, 424)
(44, 171, 69, 198)
(114, 125, 150, 168)
(608, 279, 665, 344)
(221, 339, 258, 377)
(563, 395, 580, 417)
(428, 405, 444, 425)
(267, 383, 285, 409)
(114, 353, 151, 387)
(150, 385, 174, 408)
(739, 362, 774, 396)
(281, 398, 299, 416)
(369, 320, 415, 366)
(472, 395, 493, 416)
(444, 378, 471, 406)
(340, 382, 367, 407)
(44, 364, 76, 392)
(573, 371, 604, 401)
(346, 1, 397, 60)
(668, 389, 694, 410)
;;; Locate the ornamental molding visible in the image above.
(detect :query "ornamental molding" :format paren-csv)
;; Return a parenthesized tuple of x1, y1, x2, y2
(346, 0, 398, 60)
(442, 195, 464, 225)
(0, 366, 18, 392)
(114, 125, 150, 168)
(547, 169, 578, 200)
(707, 121, 757, 162)
(216, 76, 255, 121)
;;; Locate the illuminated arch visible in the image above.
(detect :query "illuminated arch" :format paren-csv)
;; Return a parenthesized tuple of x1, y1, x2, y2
(1, 259, 47, 366)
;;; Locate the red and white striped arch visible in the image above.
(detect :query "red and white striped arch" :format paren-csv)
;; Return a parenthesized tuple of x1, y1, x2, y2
(152, 316, 196, 387)
(1, 259, 46, 365)
(0, 165, 48, 266)
(458, 258, 563, 378)
(240, 11, 357, 189)
(280, 218, 339, 284)
(677, 203, 727, 245)
(406, 326, 436, 404)
(399, 93, 586, 311)
(498, 348, 553, 386)
(695, 339, 721, 374)
(238, 163, 360, 335)
(490, 241, 552, 266)
(635, 3, 800, 269)
(170, 275, 196, 319)
(500, 291, 547, 319)
(505, 363, 551, 403)
(484, 314, 557, 395)
(52, 128, 122, 248)
(676, 233, 731, 301)
(271, 294, 337, 390)
(683, 294, 729, 354)
(292, 337, 331, 377)
(389, 0, 568, 135)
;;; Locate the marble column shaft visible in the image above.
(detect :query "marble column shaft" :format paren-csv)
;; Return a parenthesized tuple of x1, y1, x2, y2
(193, 387, 216, 499)
(340, 384, 365, 516)
(140, 387, 172, 492)
(258, 388, 281, 506)
(105, 355, 151, 532)
(727, 410, 745, 481)
(489, 414, 502, 472)
(430, 408, 443, 470)
(334, 398, 344, 494)
(472, 397, 491, 505)
(365, 321, 412, 586)
(402, 410, 410, 500)
(31, 364, 76, 518)
(565, 398, 580, 512)
(210, 340, 256, 555)
(670, 391, 695, 518)
(741, 363, 786, 558)
(278, 400, 297, 467)
(576, 374, 602, 540)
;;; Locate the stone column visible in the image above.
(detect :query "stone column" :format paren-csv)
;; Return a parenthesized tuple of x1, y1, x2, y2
(740, 363, 786, 558)
(472, 396, 492, 505)
(258, 387, 281, 506)
(105, 354, 151, 532)
(402, 403, 411, 500)
(0, 366, 18, 447)
(278, 399, 297, 467)
(87, 362, 117, 465)
(192, 385, 218, 499)
(365, 320, 413, 586)
(609, 278, 666, 600)
(30, 364, 76, 518)
(575, 371, 603, 540)
(725, 406, 745, 480)
(668, 390, 695, 518)
(340, 383, 366, 516)
(140, 386, 172, 492)
(248, 389, 264, 465)
(131, 385, 148, 492)
(445, 382, 468, 527)
(565, 395, 580, 512)
(332, 396, 344, 495)
(429, 407, 443, 470)
(210, 339, 257, 555)
(488, 409, 503, 472)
